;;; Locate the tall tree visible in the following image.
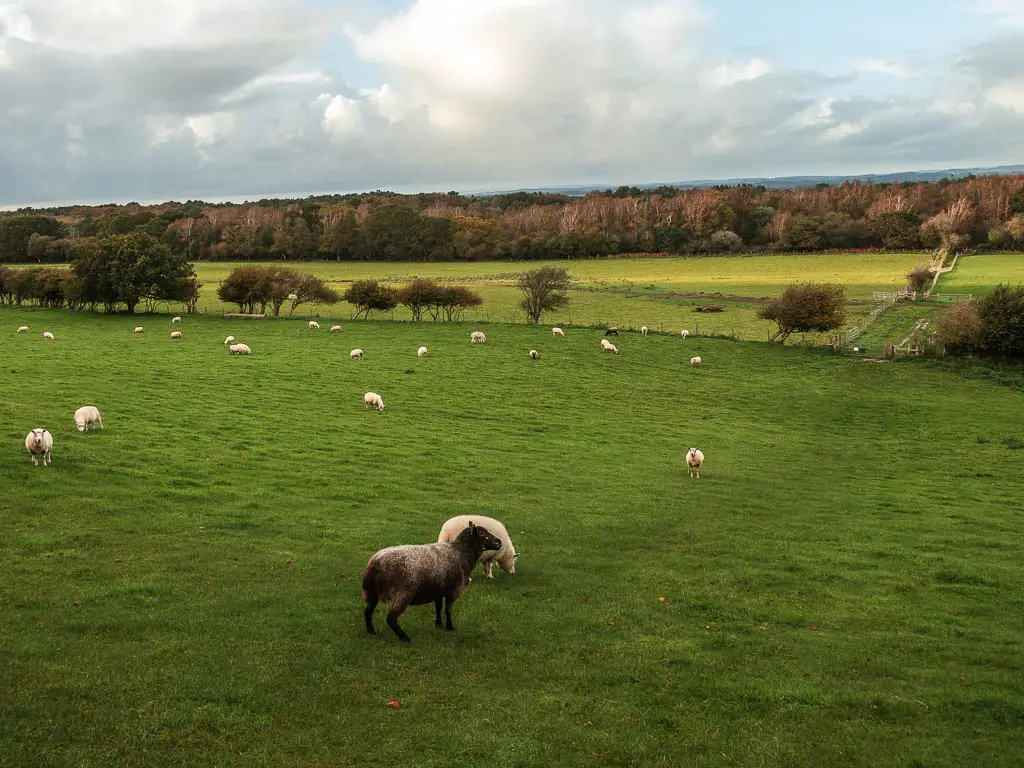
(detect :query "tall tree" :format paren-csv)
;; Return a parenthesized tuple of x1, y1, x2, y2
(517, 266, 571, 324)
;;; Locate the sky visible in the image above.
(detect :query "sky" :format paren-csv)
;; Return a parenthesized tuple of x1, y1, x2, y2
(0, 0, 1023, 207)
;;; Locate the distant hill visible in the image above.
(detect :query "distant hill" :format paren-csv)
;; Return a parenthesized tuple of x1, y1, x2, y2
(471, 164, 1024, 197)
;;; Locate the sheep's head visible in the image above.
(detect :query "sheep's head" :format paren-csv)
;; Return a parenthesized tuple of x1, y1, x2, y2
(462, 522, 502, 554)
(75, 421, 86, 433)
(30, 429, 46, 448)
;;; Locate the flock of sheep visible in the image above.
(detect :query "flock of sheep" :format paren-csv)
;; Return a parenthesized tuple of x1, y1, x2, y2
(14, 314, 705, 644)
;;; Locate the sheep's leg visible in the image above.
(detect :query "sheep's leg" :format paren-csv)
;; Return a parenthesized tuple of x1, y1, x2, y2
(31, 455, 37, 466)
(443, 595, 455, 631)
(484, 561, 494, 579)
(386, 609, 412, 643)
(434, 598, 444, 628)
(363, 593, 379, 635)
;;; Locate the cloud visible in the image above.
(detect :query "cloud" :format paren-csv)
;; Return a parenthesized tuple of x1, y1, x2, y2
(0, 0, 1022, 205)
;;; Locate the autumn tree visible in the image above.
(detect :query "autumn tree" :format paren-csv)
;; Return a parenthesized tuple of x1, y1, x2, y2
(396, 279, 443, 321)
(758, 283, 847, 343)
(342, 279, 398, 319)
(517, 266, 571, 324)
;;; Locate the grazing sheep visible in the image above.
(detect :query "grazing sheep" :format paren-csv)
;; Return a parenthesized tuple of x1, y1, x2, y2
(605, 327, 619, 336)
(641, 326, 648, 335)
(417, 346, 428, 357)
(43, 332, 54, 341)
(133, 327, 143, 334)
(74, 406, 103, 433)
(17, 326, 28, 333)
(471, 331, 486, 344)
(224, 335, 235, 345)
(690, 356, 702, 367)
(363, 521, 503, 643)
(330, 325, 343, 333)
(552, 327, 564, 337)
(172, 316, 181, 323)
(529, 349, 538, 359)
(229, 343, 251, 355)
(25, 428, 53, 466)
(309, 321, 320, 330)
(603, 342, 618, 354)
(600, 338, 611, 349)
(681, 329, 690, 339)
(170, 331, 182, 339)
(438, 515, 518, 579)
(350, 348, 364, 360)
(686, 447, 705, 479)
(364, 392, 385, 412)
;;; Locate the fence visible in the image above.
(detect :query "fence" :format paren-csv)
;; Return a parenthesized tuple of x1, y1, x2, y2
(931, 293, 973, 303)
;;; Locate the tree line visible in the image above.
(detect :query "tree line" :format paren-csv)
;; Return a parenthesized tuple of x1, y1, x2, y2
(4, 174, 1024, 264)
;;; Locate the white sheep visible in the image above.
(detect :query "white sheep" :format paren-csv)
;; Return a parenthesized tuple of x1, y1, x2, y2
(686, 447, 704, 479)
(417, 346, 428, 357)
(309, 321, 320, 330)
(133, 327, 143, 334)
(172, 316, 181, 323)
(224, 335, 235, 345)
(350, 348, 364, 360)
(330, 325, 343, 333)
(641, 326, 648, 335)
(681, 329, 690, 339)
(25, 428, 53, 466)
(229, 343, 251, 355)
(600, 338, 612, 349)
(529, 349, 538, 359)
(170, 331, 182, 339)
(690, 356, 702, 367)
(17, 326, 28, 333)
(471, 331, 486, 344)
(552, 327, 564, 337)
(604, 342, 618, 354)
(364, 391, 385, 411)
(74, 406, 103, 433)
(43, 331, 54, 341)
(438, 515, 519, 579)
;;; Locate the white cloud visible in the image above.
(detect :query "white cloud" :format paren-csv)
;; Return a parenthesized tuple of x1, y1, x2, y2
(856, 58, 915, 79)
(975, 0, 1024, 27)
(702, 58, 774, 90)
(185, 112, 235, 147)
(984, 78, 1024, 113)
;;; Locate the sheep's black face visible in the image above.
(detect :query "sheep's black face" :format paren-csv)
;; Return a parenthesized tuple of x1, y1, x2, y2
(473, 525, 503, 552)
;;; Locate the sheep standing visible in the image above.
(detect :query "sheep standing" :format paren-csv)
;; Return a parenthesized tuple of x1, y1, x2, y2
(229, 343, 251, 355)
(350, 348, 364, 360)
(686, 447, 705, 479)
(438, 515, 518, 579)
(172, 316, 181, 323)
(681, 329, 690, 339)
(417, 346, 428, 357)
(600, 338, 612, 349)
(224, 335, 235, 345)
(363, 522, 503, 643)
(605, 327, 619, 336)
(170, 331, 182, 340)
(552, 327, 564, 337)
(641, 326, 648, 335)
(17, 326, 28, 333)
(690, 356, 702, 367)
(133, 327, 143, 334)
(529, 349, 538, 359)
(330, 325, 343, 333)
(471, 331, 486, 344)
(25, 429, 53, 466)
(74, 406, 103, 433)
(602, 340, 618, 354)
(309, 321, 320, 330)
(43, 332, 54, 341)
(364, 392, 384, 412)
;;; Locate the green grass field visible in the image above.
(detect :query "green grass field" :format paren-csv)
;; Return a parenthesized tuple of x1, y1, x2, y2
(181, 253, 924, 342)
(2, 308, 1023, 766)
(937, 253, 1024, 297)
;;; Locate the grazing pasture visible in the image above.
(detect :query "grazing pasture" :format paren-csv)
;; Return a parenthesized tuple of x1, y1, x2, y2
(1, 309, 1023, 767)
(936, 253, 1024, 297)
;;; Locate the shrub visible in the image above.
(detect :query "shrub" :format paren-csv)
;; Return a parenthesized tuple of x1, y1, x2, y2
(342, 280, 397, 319)
(976, 284, 1024, 359)
(936, 301, 982, 355)
(758, 283, 847, 343)
(907, 264, 933, 292)
(709, 230, 743, 253)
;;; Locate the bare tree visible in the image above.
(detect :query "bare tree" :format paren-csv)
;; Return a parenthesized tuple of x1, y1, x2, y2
(517, 266, 571, 324)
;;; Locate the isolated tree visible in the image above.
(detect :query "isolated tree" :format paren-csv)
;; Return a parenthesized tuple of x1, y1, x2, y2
(397, 279, 443, 321)
(758, 283, 847, 343)
(906, 264, 933, 293)
(342, 279, 397, 319)
(517, 266, 571, 324)
(217, 266, 272, 314)
(289, 274, 340, 315)
(435, 285, 483, 321)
